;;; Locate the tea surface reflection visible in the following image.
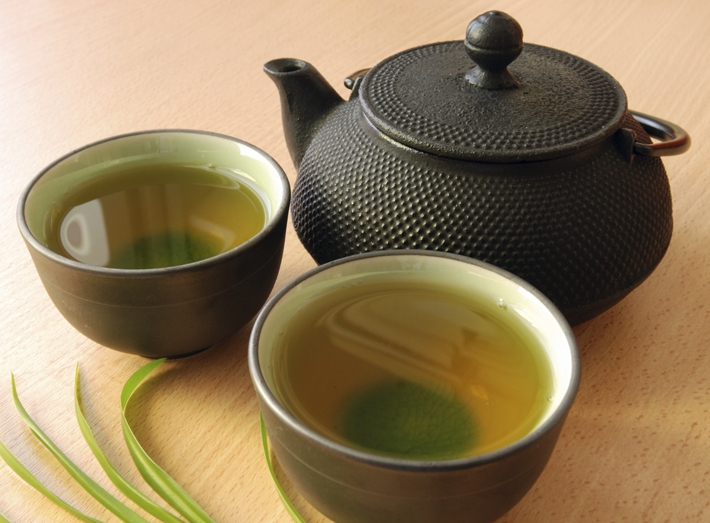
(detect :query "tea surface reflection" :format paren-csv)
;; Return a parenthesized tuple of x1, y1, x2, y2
(273, 281, 555, 460)
(45, 163, 267, 269)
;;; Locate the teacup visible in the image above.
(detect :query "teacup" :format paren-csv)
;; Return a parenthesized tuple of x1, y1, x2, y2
(18, 130, 290, 358)
(249, 250, 579, 523)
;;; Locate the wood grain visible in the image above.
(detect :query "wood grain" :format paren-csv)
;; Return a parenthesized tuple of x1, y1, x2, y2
(1, 0, 708, 522)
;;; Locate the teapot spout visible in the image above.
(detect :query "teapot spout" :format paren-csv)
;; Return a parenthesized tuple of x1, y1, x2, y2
(264, 58, 344, 168)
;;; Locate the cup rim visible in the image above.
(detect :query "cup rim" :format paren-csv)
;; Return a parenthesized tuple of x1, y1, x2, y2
(16, 129, 291, 276)
(249, 249, 581, 472)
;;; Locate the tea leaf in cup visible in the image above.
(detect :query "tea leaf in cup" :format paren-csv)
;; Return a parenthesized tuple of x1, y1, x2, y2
(340, 379, 478, 460)
(74, 365, 188, 523)
(110, 231, 221, 270)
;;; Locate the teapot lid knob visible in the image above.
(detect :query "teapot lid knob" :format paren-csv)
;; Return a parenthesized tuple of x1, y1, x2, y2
(464, 11, 523, 89)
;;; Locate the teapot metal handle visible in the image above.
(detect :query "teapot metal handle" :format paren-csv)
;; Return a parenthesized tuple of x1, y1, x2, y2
(344, 68, 372, 100)
(630, 111, 691, 157)
(344, 69, 371, 90)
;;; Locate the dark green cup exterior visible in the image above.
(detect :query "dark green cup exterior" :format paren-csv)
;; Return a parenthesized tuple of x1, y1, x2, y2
(18, 130, 290, 358)
(250, 251, 580, 523)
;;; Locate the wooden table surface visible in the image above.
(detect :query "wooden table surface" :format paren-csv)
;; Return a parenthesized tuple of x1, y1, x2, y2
(1, 0, 708, 521)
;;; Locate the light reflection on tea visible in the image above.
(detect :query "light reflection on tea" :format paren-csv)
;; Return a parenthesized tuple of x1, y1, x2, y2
(274, 282, 555, 460)
(45, 163, 267, 269)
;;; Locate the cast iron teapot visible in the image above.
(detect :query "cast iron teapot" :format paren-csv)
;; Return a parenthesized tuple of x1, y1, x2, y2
(265, 10, 690, 325)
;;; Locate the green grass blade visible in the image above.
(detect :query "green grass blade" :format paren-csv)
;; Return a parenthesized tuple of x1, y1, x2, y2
(260, 413, 307, 523)
(0, 437, 104, 523)
(120, 360, 215, 523)
(11, 374, 150, 523)
(74, 366, 188, 523)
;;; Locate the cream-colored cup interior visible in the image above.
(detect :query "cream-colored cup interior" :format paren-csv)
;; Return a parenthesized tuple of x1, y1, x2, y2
(24, 131, 286, 248)
(258, 253, 575, 434)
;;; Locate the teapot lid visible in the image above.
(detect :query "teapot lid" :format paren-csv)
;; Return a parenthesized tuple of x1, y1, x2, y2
(359, 11, 628, 162)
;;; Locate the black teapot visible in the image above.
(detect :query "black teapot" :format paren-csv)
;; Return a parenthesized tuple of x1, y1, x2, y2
(265, 11, 690, 325)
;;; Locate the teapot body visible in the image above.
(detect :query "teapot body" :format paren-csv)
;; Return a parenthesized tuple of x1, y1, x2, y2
(291, 99, 672, 325)
(269, 11, 689, 325)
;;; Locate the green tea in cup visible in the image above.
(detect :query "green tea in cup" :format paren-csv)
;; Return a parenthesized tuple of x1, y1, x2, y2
(42, 162, 268, 269)
(263, 256, 558, 461)
(274, 279, 554, 460)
